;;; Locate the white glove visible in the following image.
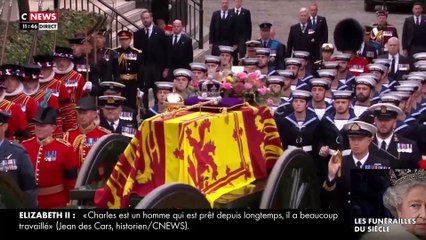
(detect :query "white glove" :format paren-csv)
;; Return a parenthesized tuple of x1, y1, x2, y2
(83, 82, 92, 92)
(137, 88, 144, 98)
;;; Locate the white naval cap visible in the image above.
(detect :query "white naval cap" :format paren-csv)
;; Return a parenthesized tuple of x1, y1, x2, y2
(406, 74, 425, 82)
(256, 47, 271, 56)
(372, 58, 392, 67)
(414, 61, 426, 71)
(277, 70, 295, 79)
(291, 90, 311, 100)
(284, 57, 303, 66)
(293, 51, 310, 59)
(242, 58, 260, 66)
(310, 78, 331, 89)
(358, 73, 379, 83)
(393, 91, 411, 100)
(189, 62, 208, 72)
(245, 40, 261, 47)
(344, 121, 377, 137)
(333, 90, 353, 99)
(395, 84, 418, 93)
(355, 76, 376, 88)
(266, 75, 285, 85)
(413, 52, 426, 61)
(333, 53, 351, 61)
(399, 80, 421, 89)
(317, 69, 337, 79)
(173, 68, 193, 79)
(367, 63, 388, 73)
(380, 93, 401, 105)
(368, 103, 402, 119)
(218, 45, 234, 54)
(205, 55, 221, 64)
(155, 81, 174, 91)
(99, 81, 125, 89)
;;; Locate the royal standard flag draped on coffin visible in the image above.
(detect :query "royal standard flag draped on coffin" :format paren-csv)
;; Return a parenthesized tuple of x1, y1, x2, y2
(95, 106, 283, 208)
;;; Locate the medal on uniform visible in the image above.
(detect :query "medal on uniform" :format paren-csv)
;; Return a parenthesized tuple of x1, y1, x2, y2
(122, 126, 136, 138)
(20, 104, 26, 112)
(126, 53, 137, 60)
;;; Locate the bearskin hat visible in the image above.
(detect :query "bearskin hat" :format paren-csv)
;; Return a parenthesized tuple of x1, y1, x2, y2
(333, 18, 363, 52)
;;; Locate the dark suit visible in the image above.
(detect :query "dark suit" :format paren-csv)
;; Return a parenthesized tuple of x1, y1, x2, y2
(166, 33, 193, 78)
(402, 15, 426, 57)
(232, 7, 252, 59)
(134, 25, 167, 109)
(0, 140, 37, 208)
(308, 15, 328, 62)
(378, 53, 410, 80)
(370, 134, 421, 169)
(209, 10, 237, 56)
(287, 23, 316, 63)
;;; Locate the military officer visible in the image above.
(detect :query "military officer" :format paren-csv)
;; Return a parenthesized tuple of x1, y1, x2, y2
(92, 28, 120, 83)
(64, 96, 111, 167)
(0, 111, 37, 208)
(323, 121, 391, 209)
(143, 81, 174, 120)
(371, 10, 398, 54)
(368, 103, 421, 169)
(99, 81, 138, 126)
(98, 95, 137, 138)
(114, 30, 143, 110)
(243, 40, 261, 59)
(258, 22, 285, 71)
(22, 107, 78, 208)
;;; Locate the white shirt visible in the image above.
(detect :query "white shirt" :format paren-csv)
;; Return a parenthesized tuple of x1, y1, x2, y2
(300, 23, 307, 32)
(234, 8, 241, 15)
(110, 119, 120, 131)
(353, 105, 368, 117)
(221, 10, 228, 19)
(145, 24, 153, 38)
(353, 152, 369, 169)
(388, 53, 399, 73)
(310, 16, 317, 25)
(358, 42, 365, 55)
(414, 15, 422, 24)
(172, 33, 181, 44)
(376, 134, 392, 150)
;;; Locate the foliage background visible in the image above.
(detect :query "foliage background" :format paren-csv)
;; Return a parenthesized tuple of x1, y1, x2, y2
(0, 9, 107, 64)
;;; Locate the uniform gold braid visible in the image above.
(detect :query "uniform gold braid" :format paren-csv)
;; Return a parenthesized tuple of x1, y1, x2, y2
(118, 53, 127, 68)
(73, 134, 86, 163)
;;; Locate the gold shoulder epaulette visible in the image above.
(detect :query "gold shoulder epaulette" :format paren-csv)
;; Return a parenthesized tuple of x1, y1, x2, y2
(97, 126, 112, 133)
(131, 47, 142, 53)
(56, 138, 72, 147)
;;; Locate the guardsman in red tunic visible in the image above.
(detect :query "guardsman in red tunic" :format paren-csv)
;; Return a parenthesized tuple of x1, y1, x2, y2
(64, 96, 110, 167)
(0, 64, 30, 140)
(22, 107, 78, 208)
(22, 64, 60, 136)
(34, 54, 75, 135)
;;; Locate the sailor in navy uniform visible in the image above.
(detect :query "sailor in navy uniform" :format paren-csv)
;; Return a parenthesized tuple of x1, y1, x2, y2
(189, 62, 208, 83)
(322, 121, 391, 209)
(308, 78, 333, 119)
(285, 57, 309, 91)
(204, 55, 221, 77)
(353, 76, 376, 117)
(293, 50, 314, 82)
(368, 62, 396, 93)
(0, 111, 37, 208)
(218, 45, 235, 70)
(333, 53, 356, 91)
(275, 90, 321, 158)
(277, 69, 294, 102)
(99, 81, 138, 127)
(98, 95, 137, 138)
(368, 103, 421, 169)
(242, 58, 259, 74)
(317, 68, 341, 103)
(266, 75, 285, 108)
(256, 48, 274, 76)
(318, 90, 357, 179)
(143, 81, 174, 120)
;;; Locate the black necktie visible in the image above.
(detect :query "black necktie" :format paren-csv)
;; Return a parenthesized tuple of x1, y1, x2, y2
(236, 9, 240, 15)
(416, 16, 420, 25)
(263, 40, 267, 48)
(356, 161, 362, 169)
(302, 24, 306, 33)
(110, 122, 115, 131)
(173, 34, 177, 45)
(390, 56, 395, 74)
(222, 11, 226, 19)
(380, 140, 387, 150)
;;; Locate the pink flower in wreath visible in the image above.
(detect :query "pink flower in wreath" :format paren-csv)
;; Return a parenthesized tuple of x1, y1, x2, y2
(257, 86, 269, 96)
(244, 82, 253, 90)
(266, 98, 274, 105)
(234, 82, 245, 94)
(223, 82, 233, 90)
(237, 72, 248, 81)
(192, 81, 199, 88)
(247, 72, 258, 81)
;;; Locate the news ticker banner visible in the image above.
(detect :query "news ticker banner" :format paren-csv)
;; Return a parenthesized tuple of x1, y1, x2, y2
(19, 12, 58, 31)
(0, 209, 351, 235)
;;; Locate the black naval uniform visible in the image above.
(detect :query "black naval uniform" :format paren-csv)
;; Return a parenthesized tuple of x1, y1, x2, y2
(370, 134, 421, 169)
(73, 55, 99, 96)
(0, 140, 37, 208)
(92, 48, 120, 84)
(99, 117, 137, 138)
(114, 46, 143, 110)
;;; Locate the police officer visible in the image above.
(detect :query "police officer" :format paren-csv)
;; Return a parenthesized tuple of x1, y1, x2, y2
(22, 107, 78, 209)
(113, 30, 143, 110)
(368, 103, 421, 169)
(98, 95, 137, 138)
(0, 111, 37, 208)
